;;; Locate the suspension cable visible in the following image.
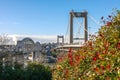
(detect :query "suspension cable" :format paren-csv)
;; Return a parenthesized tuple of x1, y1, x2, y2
(77, 18, 83, 37)
(88, 14, 102, 26)
(65, 16, 70, 43)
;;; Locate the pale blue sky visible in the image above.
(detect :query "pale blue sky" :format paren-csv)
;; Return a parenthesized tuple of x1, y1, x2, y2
(0, 0, 120, 38)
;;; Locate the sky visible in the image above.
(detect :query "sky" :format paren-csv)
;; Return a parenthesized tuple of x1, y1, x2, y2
(0, 0, 120, 44)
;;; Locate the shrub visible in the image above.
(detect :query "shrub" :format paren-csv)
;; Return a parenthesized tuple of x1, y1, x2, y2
(0, 62, 52, 80)
(52, 10, 120, 80)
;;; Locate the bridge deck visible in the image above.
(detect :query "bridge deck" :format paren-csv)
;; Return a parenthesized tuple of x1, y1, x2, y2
(55, 44, 83, 49)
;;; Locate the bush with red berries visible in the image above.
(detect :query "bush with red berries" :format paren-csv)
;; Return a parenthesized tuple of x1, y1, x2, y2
(52, 10, 120, 80)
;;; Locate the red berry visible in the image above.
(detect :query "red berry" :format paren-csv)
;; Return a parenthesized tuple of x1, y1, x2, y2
(106, 22, 112, 26)
(69, 61, 74, 66)
(117, 43, 120, 49)
(94, 67, 99, 72)
(106, 65, 110, 70)
(100, 66, 105, 70)
(92, 57, 97, 61)
(65, 68, 69, 75)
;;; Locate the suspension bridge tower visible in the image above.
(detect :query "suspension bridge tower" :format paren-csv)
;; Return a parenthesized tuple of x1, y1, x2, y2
(70, 10, 88, 44)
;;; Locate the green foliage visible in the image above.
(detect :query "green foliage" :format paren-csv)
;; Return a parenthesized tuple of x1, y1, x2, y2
(52, 10, 120, 80)
(0, 63, 52, 80)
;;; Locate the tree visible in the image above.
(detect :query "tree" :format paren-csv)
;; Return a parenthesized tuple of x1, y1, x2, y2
(0, 34, 10, 45)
